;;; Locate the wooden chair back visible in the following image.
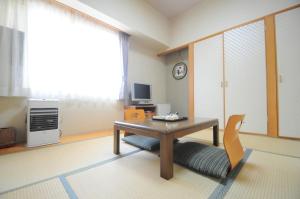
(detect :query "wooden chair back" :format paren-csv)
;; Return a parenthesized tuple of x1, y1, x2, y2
(223, 115, 245, 170)
(124, 109, 145, 121)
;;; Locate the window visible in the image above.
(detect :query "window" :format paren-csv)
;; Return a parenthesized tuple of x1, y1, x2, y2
(26, 0, 123, 100)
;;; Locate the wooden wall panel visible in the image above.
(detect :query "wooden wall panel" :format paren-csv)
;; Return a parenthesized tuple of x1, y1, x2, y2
(265, 15, 279, 137)
(188, 43, 194, 119)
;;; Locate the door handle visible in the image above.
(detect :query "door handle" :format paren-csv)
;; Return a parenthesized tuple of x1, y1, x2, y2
(221, 81, 228, 87)
(279, 74, 283, 83)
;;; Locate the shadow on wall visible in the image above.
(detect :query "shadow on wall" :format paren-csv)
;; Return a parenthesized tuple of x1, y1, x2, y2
(0, 97, 27, 143)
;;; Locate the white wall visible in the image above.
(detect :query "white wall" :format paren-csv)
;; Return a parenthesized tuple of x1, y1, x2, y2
(128, 37, 167, 104)
(78, 0, 170, 47)
(0, 0, 170, 143)
(0, 97, 27, 142)
(0, 36, 167, 142)
(165, 49, 188, 116)
(3, 0, 298, 142)
(59, 37, 168, 135)
(59, 101, 124, 135)
(165, 0, 300, 116)
(0, 97, 124, 141)
(170, 0, 300, 47)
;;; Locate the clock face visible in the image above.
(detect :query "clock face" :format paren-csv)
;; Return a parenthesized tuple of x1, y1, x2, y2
(172, 62, 187, 80)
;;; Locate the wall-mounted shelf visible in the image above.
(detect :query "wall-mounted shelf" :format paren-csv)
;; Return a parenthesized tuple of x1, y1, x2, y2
(157, 44, 189, 56)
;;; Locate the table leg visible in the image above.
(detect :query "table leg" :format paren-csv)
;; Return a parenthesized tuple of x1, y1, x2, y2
(213, 124, 219, 146)
(160, 134, 173, 180)
(113, 126, 120, 154)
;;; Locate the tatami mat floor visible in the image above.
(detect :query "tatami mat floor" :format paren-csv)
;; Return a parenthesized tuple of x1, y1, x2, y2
(225, 151, 300, 199)
(67, 151, 220, 199)
(0, 136, 137, 193)
(188, 129, 300, 158)
(1, 179, 69, 199)
(0, 131, 300, 199)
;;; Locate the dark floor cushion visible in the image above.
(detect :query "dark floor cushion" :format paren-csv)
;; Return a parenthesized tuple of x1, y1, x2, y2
(174, 142, 230, 178)
(122, 135, 160, 151)
(122, 135, 179, 151)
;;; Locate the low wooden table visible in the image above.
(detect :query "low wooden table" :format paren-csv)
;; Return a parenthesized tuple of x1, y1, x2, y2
(113, 118, 219, 180)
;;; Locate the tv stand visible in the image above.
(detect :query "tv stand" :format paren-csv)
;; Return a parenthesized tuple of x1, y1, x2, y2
(125, 105, 156, 118)
(132, 103, 154, 106)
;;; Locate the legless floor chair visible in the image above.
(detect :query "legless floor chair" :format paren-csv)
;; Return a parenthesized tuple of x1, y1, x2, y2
(122, 109, 161, 151)
(174, 115, 245, 178)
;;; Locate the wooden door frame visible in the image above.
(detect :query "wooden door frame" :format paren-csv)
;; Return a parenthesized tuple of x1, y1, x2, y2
(188, 43, 194, 119)
(264, 15, 279, 137)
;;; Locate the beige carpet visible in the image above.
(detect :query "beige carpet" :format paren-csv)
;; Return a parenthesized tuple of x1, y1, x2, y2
(0, 136, 137, 193)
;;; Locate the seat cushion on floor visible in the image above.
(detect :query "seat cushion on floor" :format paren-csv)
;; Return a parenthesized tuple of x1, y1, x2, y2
(174, 142, 230, 178)
(122, 135, 160, 151)
(122, 135, 179, 151)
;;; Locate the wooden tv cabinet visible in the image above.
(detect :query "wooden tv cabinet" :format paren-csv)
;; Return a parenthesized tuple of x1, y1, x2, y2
(125, 105, 156, 118)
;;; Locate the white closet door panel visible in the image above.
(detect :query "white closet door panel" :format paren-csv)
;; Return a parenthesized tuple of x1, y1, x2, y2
(194, 35, 224, 129)
(224, 20, 267, 134)
(276, 8, 300, 138)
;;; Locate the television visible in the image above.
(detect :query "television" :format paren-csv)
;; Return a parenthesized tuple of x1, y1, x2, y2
(131, 82, 152, 104)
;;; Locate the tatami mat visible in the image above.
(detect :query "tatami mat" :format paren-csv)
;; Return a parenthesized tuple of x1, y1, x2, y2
(0, 136, 137, 193)
(188, 129, 300, 158)
(67, 150, 220, 199)
(225, 151, 300, 199)
(1, 134, 300, 199)
(0, 179, 69, 199)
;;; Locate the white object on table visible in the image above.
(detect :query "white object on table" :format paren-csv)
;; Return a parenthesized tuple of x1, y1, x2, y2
(156, 104, 171, 116)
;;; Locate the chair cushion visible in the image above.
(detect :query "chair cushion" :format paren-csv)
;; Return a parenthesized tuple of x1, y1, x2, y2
(122, 135, 160, 151)
(174, 142, 230, 178)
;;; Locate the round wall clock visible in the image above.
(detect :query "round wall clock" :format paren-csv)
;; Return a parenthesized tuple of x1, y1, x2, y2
(172, 62, 187, 80)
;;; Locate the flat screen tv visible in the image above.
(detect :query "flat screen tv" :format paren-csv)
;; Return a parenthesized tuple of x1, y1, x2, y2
(131, 82, 152, 104)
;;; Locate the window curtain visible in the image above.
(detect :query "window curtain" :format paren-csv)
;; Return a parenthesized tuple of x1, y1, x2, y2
(0, 0, 125, 101)
(118, 32, 129, 105)
(26, 0, 123, 101)
(0, 0, 28, 96)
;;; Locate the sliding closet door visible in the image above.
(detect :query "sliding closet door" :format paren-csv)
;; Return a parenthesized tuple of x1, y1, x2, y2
(194, 35, 224, 129)
(276, 8, 300, 138)
(224, 20, 267, 134)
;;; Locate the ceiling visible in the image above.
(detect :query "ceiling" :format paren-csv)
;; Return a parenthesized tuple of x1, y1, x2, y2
(146, 0, 203, 18)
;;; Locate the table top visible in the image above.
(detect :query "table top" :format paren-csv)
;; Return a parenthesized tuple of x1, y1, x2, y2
(114, 117, 218, 134)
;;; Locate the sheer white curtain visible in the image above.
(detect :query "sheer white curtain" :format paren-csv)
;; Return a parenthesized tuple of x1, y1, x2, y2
(0, 0, 27, 96)
(26, 0, 123, 101)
